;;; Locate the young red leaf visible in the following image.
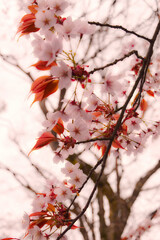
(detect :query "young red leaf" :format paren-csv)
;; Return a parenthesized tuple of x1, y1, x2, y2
(112, 139, 124, 149)
(71, 225, 81, 229)
(17, 14, 39, 37)
(29, 211, 48, 217)
(28, 5, 38, 14)
(140, 98, 148, 117)
(31, 76, 53, 93)
(147, 89, 154, 97)
(31, 60, 57, 71)
(28, 132, 57, 155)
(1, 239, 20, 240)
(52, 118, 64, 134)
(31, 77, 59, 104)
(47, 203, 56, 212)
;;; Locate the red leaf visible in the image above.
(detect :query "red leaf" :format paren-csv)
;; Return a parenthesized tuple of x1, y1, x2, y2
(140, 98, 148, 116)
(31, 60, 57, 70)
(28, 132, 57, 155)
(1, 239, 20, 240)
(29, 211, 48, 217)
(17, 14, 39, 37)
(31, 76, 53, 93)
(71, 225, 80, 229)
(28, 5, 38, 14)
(112, 139, 124, 149)
(121, 123, 127, 135)
(30, 77, 59, 104)
(47, 203, 56, 212)
(147, 90, 154, 97)
(53, 118, 64, 134)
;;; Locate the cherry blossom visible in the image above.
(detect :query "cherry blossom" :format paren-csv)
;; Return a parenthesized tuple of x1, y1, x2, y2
(35, 10, 56, 30)
(51, 61, 72, 89)
(55, 16, 77, 40)
(61, 162, 80, 176)
(67, 119, 90, 141)
(22, 213, 30, 229)
(69, 168, 87, 188)
(75, 19, 96, 36)
(54, 185, 72, 202)
(101, 73, 122, 96)
(125, 117, 142, 132)
(29, 226, 46, 240)
(51, 0, 69, 15)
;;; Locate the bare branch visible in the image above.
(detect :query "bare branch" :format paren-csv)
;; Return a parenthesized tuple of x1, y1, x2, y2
(127, 160, 160, 208)
(0, 164, 37, 195)
(89, 50, 144, 74)
(88, 21, 151, 42)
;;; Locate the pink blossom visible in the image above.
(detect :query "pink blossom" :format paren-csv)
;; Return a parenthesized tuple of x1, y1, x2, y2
(86, 94, 100, 111)
(67, 119, 90, 141)
(35, 10, 56, 30)
(38, 36, 63, 65)
(29, 226, 46, 240)
(22, 212, 30, 229)
(51, 61, 72, 89)
(42, 111, 59, 130)
(101, 74, 122, 96)
(50, 0, 69, 15)
(125, 117, 141, 132)
(55, 16, 77, 39)
(53, 152, 65, 163)
(69, 168, 86, 188)
(75, 19, 96, 35)
(61, 162, 80, 176)
(32, 195, 48, 211)
(54, 185, 72, 202)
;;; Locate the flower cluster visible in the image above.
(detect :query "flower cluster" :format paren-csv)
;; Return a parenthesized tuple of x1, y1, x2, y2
(21, 163, 86, 240)
(4, 0, 160, 240)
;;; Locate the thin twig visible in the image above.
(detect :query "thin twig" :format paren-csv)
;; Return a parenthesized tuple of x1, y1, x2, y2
(88, 21, 151, 42)
(89, 50, 144, 74)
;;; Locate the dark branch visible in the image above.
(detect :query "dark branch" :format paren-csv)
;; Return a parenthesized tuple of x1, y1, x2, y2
(127, 160, 160, 208)
(88, 21, 151, 42)
(0, 164, 37, 195)
(89, 50, 144, 74)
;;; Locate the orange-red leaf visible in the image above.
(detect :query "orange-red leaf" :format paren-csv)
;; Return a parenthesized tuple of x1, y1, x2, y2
(53, 118, 64, 134)
(71, 225, 81, 229)
(121, 123, 127, 135)
(31, 77, 59, 104)
(1, 239, 20, 240)
(47, 203, 55, 212)
(112, 139, 124, 149)
(17, 14, 39, 37)
(147, 90, 154, 97)
(28, 5, 38, 14)
(113, 114, 120, 120)
(140, 98, 148, 112)
(29, 211, 48, 217)
(31, 76, 53, 93)
(92, 111, 102, 118)
(31, 60, 57, 70)
(29, 132, 57, 155)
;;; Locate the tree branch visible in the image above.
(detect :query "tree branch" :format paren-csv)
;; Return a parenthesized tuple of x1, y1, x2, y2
(89, 50, 144, 74)
(88, 21, 151, 42)
(127, 160, 160, 208)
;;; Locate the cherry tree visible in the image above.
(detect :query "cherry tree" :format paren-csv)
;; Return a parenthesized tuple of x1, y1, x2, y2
(1, 0, 160, 240)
